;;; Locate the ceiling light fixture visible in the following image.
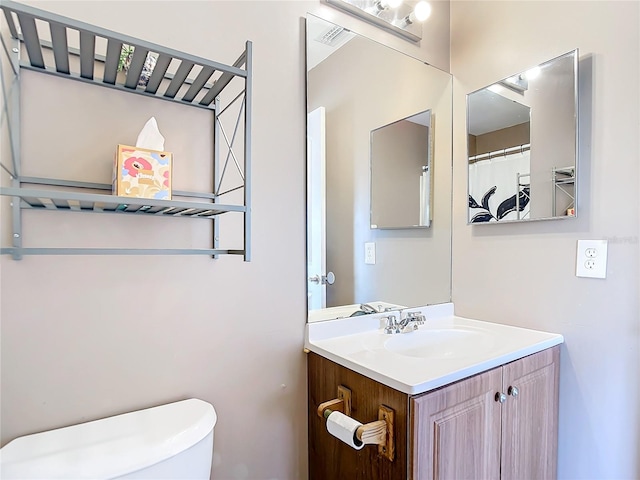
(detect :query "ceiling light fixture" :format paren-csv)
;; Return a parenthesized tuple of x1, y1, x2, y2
(500, 74, 529, 93)
(324, 0, 431, 42)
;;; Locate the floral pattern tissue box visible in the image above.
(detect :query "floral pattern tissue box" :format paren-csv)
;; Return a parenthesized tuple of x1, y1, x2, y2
(114, 145, 172, 200)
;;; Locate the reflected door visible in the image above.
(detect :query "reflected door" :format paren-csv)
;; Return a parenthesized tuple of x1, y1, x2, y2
(307, 107, 328, 310)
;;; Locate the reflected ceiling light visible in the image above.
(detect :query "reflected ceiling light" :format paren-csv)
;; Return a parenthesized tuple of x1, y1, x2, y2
(500, 74, 529, 93)
(525, 66, 541, 80)
(324, 0, 430, 42)
(497, 66, 540, 94)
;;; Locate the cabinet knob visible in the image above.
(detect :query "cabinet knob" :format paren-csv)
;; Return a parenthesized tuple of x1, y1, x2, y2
(508, 386, 519, 397)
(495, 392, 507, 403)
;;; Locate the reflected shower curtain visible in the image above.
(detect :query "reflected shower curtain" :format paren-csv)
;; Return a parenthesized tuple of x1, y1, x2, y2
(419, 166, 430, 227)
(468, 150, 531, 223)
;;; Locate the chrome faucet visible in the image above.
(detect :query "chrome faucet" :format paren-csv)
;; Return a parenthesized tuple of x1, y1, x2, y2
(360, 303, 380, 314)
(398, 311, 426, 332)
(383, 311, 426, 334)
(349, 303, 381, 317)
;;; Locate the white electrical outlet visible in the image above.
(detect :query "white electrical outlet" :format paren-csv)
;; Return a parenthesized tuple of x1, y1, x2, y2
(576, 240, 608, 279)
(365, 242, 376, 265)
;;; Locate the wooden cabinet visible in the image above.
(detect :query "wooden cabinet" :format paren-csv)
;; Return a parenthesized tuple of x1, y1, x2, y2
(307, 352, 409, 480)
(308, 346, 560, 480)
(411, 346, 560, 480)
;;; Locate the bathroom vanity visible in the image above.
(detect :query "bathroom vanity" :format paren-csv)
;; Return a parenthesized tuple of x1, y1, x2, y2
(306, 305, 563, 479)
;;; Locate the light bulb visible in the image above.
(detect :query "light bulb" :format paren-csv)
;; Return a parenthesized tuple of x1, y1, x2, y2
(375, 0, 403, 11)
(384, 0, 404, 8)
(404, 1, 431, 25)
(412, 1, 432, 22)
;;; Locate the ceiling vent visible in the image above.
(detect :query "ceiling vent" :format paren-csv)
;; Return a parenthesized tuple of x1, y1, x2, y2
(315, 26, 351, 48)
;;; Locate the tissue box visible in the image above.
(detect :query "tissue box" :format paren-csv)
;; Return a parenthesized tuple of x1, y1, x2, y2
(114, 145, 172, 200)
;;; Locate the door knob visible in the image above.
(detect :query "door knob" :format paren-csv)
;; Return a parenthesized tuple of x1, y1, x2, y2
(309, 272, 335, 285)
(508, 386, 519, 397)
(495, 392, 507, 403)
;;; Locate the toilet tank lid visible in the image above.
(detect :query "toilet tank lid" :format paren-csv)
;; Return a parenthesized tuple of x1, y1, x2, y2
(0, 398, 217, 479)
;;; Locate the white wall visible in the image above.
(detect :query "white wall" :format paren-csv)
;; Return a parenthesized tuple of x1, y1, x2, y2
(451, 2, 639, 479)
(0, 1, 450, 479)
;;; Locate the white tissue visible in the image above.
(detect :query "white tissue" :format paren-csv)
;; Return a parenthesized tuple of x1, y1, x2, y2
(326, 411, 364, 450)
(135, 117, 165, 151)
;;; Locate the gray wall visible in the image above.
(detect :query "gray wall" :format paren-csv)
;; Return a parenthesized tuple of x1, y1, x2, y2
(451, 2, 639, 478)
(0, 1, 450, 479)
(471, 122, 530, 156)
(528, 53, 577, 218)
(371, 120, 429, 228)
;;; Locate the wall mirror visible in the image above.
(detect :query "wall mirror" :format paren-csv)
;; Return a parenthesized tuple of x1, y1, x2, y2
(371, 109, 432, 229)
(306, 14, 452, 322)
(467, 49, 578, 223)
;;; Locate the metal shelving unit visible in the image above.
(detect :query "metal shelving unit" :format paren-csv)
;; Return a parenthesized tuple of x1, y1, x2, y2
(516, 172, 530, 220)
(0, 0, 252, 260)
(552, 166, 575, 216)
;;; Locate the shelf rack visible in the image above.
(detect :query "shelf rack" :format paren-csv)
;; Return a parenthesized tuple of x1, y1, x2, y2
(552, 166, 575, 216)
(516, 172, 530, 220)
(0, 0, 252, 260)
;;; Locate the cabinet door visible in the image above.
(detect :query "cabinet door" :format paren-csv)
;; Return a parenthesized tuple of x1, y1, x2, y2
(501, 346, 560, 480)
(411, 368, 502, 480)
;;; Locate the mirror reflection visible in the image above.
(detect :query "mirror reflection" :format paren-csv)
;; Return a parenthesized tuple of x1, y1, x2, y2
(371, 110, 432, 229)
(306, 15, 452, 322)
(467, 49, 578, 223)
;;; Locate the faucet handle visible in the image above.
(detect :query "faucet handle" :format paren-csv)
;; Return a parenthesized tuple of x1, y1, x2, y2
(383, 314, 398, 334)
(405, 311, 426, 324)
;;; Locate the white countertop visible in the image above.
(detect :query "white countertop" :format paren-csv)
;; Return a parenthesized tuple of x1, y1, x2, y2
(305, 303, 564, 395)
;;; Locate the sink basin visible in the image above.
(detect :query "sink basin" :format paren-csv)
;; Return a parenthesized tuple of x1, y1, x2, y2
(384, 327, 496, 359)
(306, 305, 564, 394)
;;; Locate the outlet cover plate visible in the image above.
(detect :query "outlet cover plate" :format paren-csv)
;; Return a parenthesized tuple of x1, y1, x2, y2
(365, 242, 376, 265)
(576, 240, 608, 279)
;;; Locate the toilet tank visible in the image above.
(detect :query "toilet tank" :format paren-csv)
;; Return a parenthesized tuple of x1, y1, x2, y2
(0, 398, 217, 479)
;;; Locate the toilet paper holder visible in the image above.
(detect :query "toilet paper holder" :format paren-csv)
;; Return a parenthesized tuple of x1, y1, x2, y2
(317, 385, 395, 461)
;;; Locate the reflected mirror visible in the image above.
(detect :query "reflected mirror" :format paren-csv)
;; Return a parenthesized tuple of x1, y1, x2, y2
(467, 49, 578, 223)
(371, 110, 432, 229)
(306, 15, 452, 322)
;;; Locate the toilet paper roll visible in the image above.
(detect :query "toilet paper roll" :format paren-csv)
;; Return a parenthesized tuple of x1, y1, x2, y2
(326, 411, 364, 450)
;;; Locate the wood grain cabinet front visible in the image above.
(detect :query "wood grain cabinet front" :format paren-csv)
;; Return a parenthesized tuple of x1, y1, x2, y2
(411, 345, 560, 480)
(308, 346, 560, 480)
